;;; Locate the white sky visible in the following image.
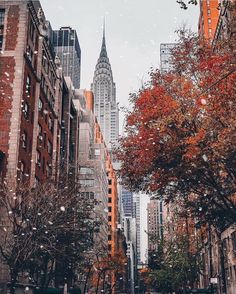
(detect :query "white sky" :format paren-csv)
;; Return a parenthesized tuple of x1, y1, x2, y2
(40, 0, 199, 129)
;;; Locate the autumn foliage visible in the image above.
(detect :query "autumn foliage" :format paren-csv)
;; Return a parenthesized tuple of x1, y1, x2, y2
(117, 31, 236, 228)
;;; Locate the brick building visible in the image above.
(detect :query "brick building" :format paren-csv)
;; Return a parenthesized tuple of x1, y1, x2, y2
(0, 0, 63, 185)
(197, 2, 236, 294)
(198, 0, 220, 41)
(213, 0, 236, 46)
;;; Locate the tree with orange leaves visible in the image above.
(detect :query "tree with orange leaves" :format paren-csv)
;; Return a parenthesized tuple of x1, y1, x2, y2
(117, 30, 236, 229)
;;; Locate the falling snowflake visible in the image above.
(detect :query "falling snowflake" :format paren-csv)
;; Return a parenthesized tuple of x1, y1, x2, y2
(200, 98, 207, 105)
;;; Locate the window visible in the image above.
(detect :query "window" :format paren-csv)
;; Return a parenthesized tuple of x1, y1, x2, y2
(208, 19, 211, 24)
(0, 9, 5, 50)
(22, 132, 27, 149)
(79, 179, 94, 187)
(48, 116, 53, 132)
(94, 149, 100, 156)
(108, 179, 112, 185)
(80, 167, 94, 175)
(29, 19, 35, 41)
(108, 216, 112, 222)
(42, 157, 45, 172)
(207, 9, 211, 15)
(108, 197, 112, 203)
(35, 176, 39, 187)
(231, 231, 236, 254)
(38, 98, 43, 112)
(108, 188, 112, 194)
(89, 192, 94, 200)
(108, 235, 112, 241)
(36, 150, 41, 166)
(19, 161, 25, 177)
(0, 9, 5, 25)
(26, 75, 31, 94)
(38, 123, 42, 138)
(43, 133, 47, 148)
(26, 46, 33, 62)
(108, 207, 112, 212)
(46, 163, 52, 177)
(23, 101, 30, 120)
(47, 140, 52, 156)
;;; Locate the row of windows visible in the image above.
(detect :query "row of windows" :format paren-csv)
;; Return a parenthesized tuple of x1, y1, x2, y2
(78, 192, 95, 199)
(40, 76, 55, 109)
(42, 50, 57, 88)
(79, 167, 94, 175)
(79, 179, 94, 187)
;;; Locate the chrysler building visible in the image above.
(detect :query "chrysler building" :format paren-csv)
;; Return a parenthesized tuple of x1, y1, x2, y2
(91, 26, 119, 150)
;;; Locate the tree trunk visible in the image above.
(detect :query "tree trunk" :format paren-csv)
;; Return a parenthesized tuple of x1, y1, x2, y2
(95, 272, 101, 294)
(9, 269, 18, 294)
(102, 270, 106, 292)
(83, 265, 92, 294)
(217, 231, 227, 294)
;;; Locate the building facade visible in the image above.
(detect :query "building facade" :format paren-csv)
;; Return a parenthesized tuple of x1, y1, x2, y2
(213, 0, 236, 47)
(160, 43, 176, 73)
(91, 26, 119, 150)
(121, 187, 134, 218)
(198, 0, 220, 40)
(0, 0, 63, 186)
(53, 26, 81, 89)
(147, 199, 162, 252)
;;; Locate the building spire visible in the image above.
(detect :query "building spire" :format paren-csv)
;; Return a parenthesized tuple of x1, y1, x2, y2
(100, 18, 108, 58)
(103, 16, 105, 40)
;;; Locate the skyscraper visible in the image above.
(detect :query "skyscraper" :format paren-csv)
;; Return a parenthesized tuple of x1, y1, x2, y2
(91, 25, 119, 150)
(53, 27, 81, 88)
(121, 187, 134, 218)
(160, 43, 176, 73)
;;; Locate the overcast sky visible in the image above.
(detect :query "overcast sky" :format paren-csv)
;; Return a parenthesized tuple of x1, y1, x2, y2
(40, 0, 199, 128)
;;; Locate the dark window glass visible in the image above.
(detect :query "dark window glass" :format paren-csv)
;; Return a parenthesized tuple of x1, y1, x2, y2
(26, 75, 31, 94)
(23, 101, 30, 120)
(22, 132, 27, 149)
(36, 150, 41, 166)
(38, 98, 43, 112)
(0, 9, 5, 25)
(47, 140, 52, 156)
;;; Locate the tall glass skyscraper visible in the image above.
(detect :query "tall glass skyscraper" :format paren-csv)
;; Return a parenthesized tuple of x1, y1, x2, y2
(121, 187, 134, 218)
(53, 27, 81, 88)
(91, 26, 119, 150)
